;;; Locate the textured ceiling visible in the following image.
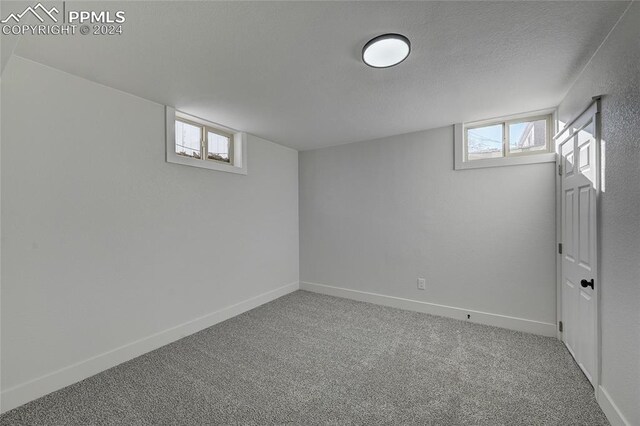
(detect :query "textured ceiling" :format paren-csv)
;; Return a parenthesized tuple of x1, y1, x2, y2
(5, 1, 630, 150)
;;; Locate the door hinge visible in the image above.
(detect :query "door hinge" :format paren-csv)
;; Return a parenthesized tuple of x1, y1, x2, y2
(558, 243, 563, 254)
(559, 321, 563, 332)
(558, 164, 563, 176)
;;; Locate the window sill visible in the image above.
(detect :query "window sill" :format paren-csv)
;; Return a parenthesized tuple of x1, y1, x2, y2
(455, 152, 556, 170)
(166, 150, 247, 174)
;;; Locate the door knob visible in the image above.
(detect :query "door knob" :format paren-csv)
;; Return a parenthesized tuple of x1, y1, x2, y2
(581, 279, 594, 289)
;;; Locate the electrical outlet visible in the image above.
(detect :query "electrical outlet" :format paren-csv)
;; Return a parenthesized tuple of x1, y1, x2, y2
(417, 278, 426, 290)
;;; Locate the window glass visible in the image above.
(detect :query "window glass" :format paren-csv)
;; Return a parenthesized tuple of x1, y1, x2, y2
(175, 120, 201, 159)
(466, 124, 503, 160)
(509, 119, 547, 154)
(207, 131, 231, 163)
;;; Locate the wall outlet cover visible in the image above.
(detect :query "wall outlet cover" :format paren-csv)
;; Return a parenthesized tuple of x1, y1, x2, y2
(417, 278, 426, 290)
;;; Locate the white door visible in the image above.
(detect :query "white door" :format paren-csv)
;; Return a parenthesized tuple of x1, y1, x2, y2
(558, 101, 599, 385)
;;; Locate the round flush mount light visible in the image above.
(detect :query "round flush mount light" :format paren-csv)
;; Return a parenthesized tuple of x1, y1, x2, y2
(362, 33, 411, 68)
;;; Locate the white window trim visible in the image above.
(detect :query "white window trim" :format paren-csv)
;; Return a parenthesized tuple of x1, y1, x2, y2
(166, 106, 247, 175)
(454, 108, 557, 170)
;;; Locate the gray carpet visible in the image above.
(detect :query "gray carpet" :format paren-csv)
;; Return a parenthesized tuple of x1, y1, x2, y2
(1, 290, 608, 425)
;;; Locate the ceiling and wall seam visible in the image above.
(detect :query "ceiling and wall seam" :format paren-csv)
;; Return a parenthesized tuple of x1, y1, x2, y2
(558, 0, 634, 105)
(7, 55, 300, 153)
(9, 2, 627, 150)
(0, 6, 35, 76)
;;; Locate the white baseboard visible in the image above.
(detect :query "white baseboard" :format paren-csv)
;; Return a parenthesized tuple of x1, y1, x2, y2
(1, 281, 299, 414)
(300, 281, 557, 337)
(598, 386, 630, 426)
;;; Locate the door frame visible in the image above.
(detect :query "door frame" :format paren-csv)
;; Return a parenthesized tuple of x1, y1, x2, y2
(554, 95, 602, 395)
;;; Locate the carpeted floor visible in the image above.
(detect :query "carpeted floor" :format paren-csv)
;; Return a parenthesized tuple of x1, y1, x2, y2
(1, 290, 608, 425)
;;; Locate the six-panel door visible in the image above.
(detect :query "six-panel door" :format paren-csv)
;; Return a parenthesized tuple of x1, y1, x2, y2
(559, 110, 598, 384)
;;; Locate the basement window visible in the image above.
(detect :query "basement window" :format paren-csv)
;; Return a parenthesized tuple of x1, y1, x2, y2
(454, 111, 556, 170)
(175, 117, 233, 163)
(166, 107, 247, 175)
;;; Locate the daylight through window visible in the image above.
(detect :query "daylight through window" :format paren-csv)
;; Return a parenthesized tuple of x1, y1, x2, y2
(465, 114, 552, 162)
(175, 117, 233, 164)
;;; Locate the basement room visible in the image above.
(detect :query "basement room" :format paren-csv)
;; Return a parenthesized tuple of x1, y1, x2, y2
(1, 1, 638, 425)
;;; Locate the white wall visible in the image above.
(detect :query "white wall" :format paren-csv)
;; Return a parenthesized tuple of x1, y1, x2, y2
(0, 56, 299, 410)
(299, 126, 557, 333)
(558, 3, 640, 425)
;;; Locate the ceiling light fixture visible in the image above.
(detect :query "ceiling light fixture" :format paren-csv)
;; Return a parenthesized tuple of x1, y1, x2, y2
(362, 33, 411, 68)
